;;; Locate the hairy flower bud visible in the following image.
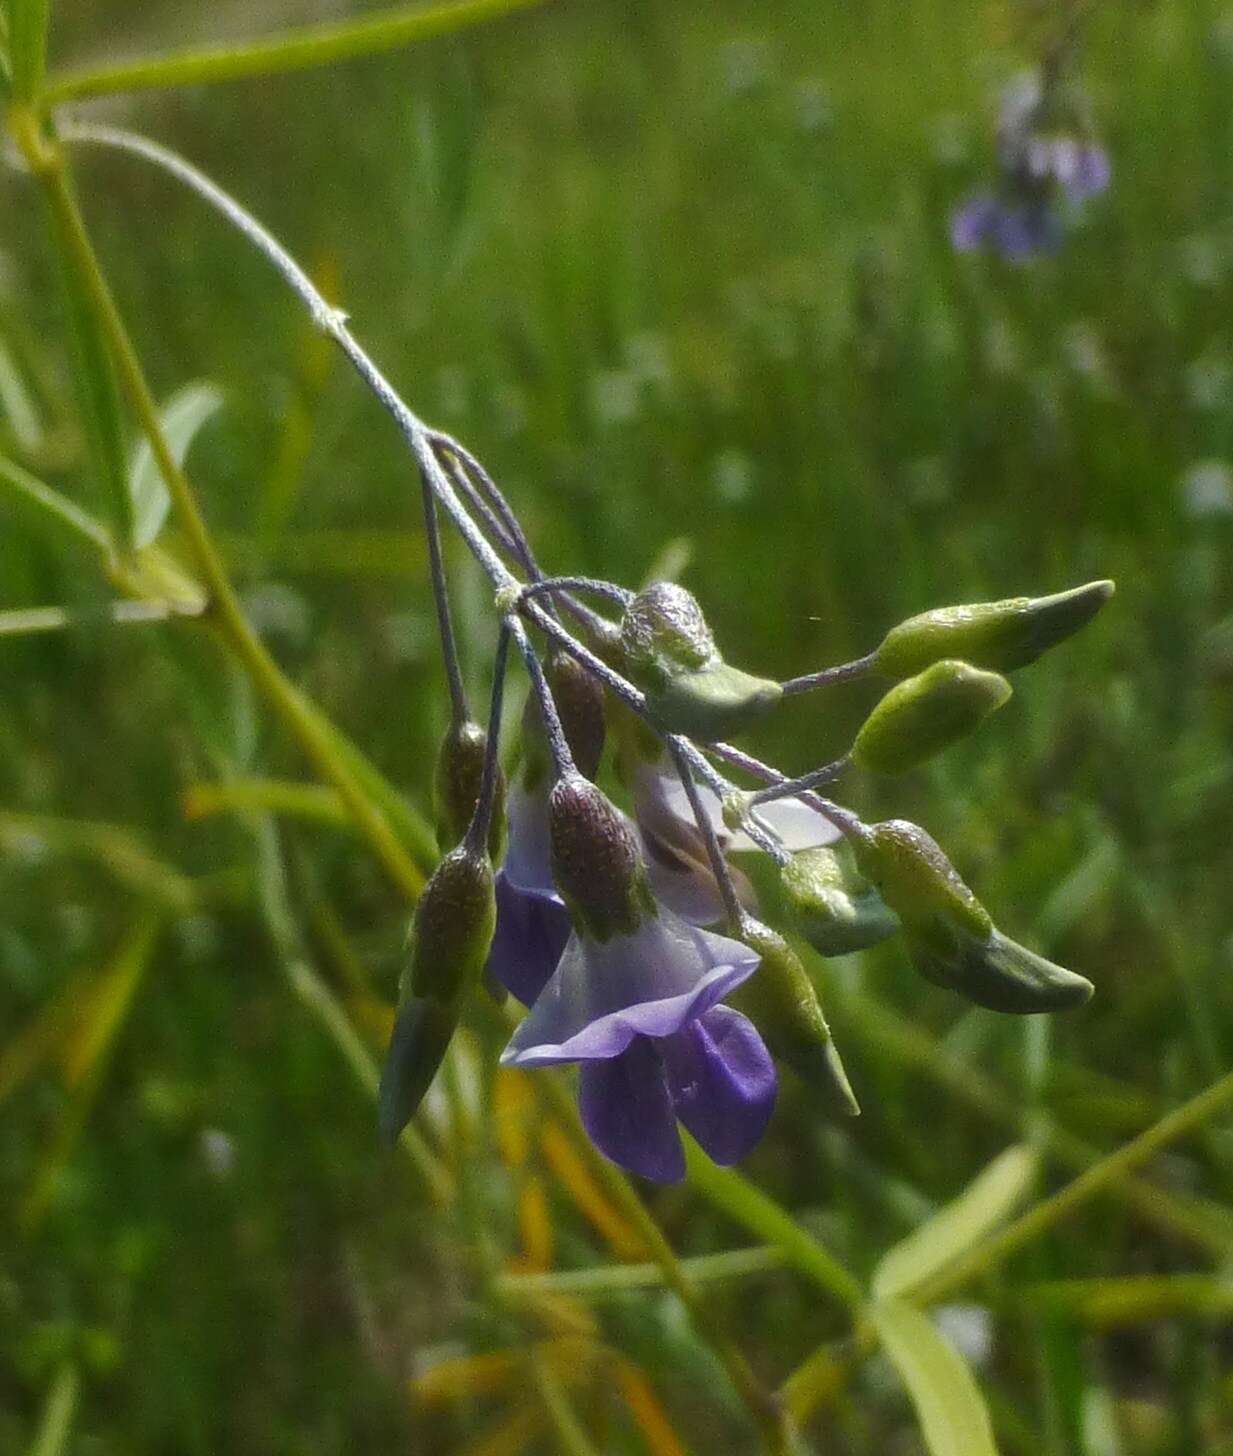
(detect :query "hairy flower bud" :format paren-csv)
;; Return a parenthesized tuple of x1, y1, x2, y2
(873, 580, 1114, 679)
(377, 845, 496, 1143)
(545, 648, 607, 780)
(855, 821, 1092, 1014)
(906, 924, 1094, 1013)
(620, 581, 717, 683)
(852, 820, 993, 939)
(729, 921, 859, 1116)
(548, 774, 655, 940)
(852, 660, 1011, 775)
(648, 662, 783, 742)
(619, 581, 783, 741)
(434, 718, 506, 859)
(780, 845, 899, 956)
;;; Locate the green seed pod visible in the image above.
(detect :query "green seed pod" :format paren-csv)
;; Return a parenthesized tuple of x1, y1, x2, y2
(379, 845, 496, 1142)
(852, 659, 1011, 776)
(904, 924, 1094, 1014)
(873, 580, 1115, 679)
(620, 581, 717, 685)
(646, 662, 783, 742)
(433, 718, 506, 859)
(546, 648, 607, 780)
(730, 921, 860, 1116)
(780, 845, 900, 956)
(852, 820, 993, 940)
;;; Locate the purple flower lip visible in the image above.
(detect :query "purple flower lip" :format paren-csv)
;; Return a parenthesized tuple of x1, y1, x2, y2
(501, 781, 558, 900)
(500, 910, 761, 1068)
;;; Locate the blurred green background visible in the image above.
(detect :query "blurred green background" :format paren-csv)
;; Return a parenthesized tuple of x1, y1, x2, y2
(3, 0, 1233, 1451)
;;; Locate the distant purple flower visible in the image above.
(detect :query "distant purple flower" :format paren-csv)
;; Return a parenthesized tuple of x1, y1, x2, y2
(953, 69, 1109, 258)
(500, 907, 774, 1182)
(951, 193, 1060, 259)
(485, 782, 571, 1007)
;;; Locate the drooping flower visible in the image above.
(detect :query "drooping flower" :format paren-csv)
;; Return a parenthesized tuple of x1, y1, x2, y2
(629, 754, 840, 924)
(485, 780, 571, 1008)
(500, 773, 776, 1182)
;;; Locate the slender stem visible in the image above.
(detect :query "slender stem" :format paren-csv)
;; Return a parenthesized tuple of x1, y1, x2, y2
(516, 575, 632, 610)
(749, 756, 849, 807)
(528, 1348, 604, 1456)
(497, 1245, 785, 1300)
(779, 653, 878, 697)
(42, 0, 551, 104)
(432, 442, 524, 565)
(421, 468, 469, 723)
(21, 126, 426, 905)
(0, 449, 112, 550)
(508, 616, 575, 779)
(707, 741, 868, 843)
(0, 598, 205, 637)
(463, 624, 510, 857)
(432, 431, 540, 578)
(667, 739, 743, 931)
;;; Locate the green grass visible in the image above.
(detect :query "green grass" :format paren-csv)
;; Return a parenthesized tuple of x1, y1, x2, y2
(2, 0, 1233, 1452)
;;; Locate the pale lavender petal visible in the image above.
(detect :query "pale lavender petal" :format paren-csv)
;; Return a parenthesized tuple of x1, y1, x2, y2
(578, 1040, 684, 1183)
(502, 782, 556, 897)
(500, 910, 761, 1067)
(485, 871, 572, 1007)
(950, 195, 998, 251)
(1062, 143, 1110, 201)
(662, 1006, 777, 1166)
(743, 796, 841, 853)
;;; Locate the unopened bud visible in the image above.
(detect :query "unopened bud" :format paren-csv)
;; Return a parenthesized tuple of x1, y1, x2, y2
(852, 660, 1011, 775)
(379, 845, 496, 1141)
(434, 718, 506, 859)
(780, 845, 899, 956)
(874, 580, 1114, 678)
(620, 582, 717, 683)
(377, 997, 457, 1144)
(905, 924, 1094, 1014)
(730, 921, 860, 1116)
(549, 774, 654, 939)
(647, 662, 783, 742)
(852, 820, 993, 940)
(546, 648, 607, 779)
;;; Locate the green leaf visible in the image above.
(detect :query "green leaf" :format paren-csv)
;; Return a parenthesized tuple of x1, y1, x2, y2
(45, 188, 134, 547)
(0, 450, 111, 551)
(128, 380, 222, 547)
(8, 0, 53, 98)
(0, 332, 44, 452)
(872, 1298, 1000, 1456)
(873, 1144, 1038, 1299)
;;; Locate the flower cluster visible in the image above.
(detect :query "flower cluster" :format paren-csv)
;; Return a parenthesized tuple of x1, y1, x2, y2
(952, 68, 1109, 259)
(380, 544, 1112, 1182)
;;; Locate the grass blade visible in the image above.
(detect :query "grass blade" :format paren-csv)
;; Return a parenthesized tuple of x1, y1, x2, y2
(873, 1145, 1039, 1299)
(8, 0, 52, 98)
(45, 0, 551, 104)
(44, 186, 134, 548)
(0, 449, 111, 550)
(872, 1298, 999, 1456)
(25, 1361, 80, 1456)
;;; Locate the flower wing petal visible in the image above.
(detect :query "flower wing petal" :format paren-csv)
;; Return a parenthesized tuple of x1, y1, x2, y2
(578, 1041, 685, 1183)
(662, 1006, 777, 1166)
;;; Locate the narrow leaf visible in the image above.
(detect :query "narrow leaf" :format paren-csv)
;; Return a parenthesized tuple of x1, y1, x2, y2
(25, 1361, 80, 1456)
(0, 333, 44, 451)
(45, 191, 134, 546)
(873, 1144, 1038, 1299)
(872, 1298, 999, 1456)
(8, 0, 53, 98)
(129, 380, 222, 547)
(0, 449, 111, 551)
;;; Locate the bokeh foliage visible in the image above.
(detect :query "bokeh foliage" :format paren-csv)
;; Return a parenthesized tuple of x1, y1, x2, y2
(2, 0, 1233, 1452)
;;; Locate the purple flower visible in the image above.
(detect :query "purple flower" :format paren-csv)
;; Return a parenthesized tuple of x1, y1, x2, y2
(485, 782, 571, 1007)
(501, 906, 775, 1182)
(629, 755, 839, 925)
(950, 192, 1060, 260)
